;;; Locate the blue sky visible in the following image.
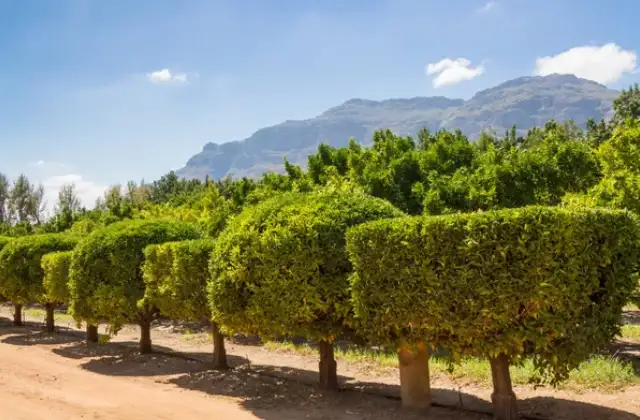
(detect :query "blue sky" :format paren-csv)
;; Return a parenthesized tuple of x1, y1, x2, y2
(1, 0, 639, 208)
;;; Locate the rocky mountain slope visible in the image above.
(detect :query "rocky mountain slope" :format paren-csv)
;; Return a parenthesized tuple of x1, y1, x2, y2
(177, 74, 619, 180)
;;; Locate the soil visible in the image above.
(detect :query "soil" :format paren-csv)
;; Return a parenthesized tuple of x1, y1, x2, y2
(1, 307, 640, 420)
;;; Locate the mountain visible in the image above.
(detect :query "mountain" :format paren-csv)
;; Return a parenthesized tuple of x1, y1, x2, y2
(177, 74, 619, 180)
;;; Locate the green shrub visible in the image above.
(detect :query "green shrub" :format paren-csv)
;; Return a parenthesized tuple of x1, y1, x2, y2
(69, 219, 201, 352)
(0, 234, 79, 306)
(142, 239, 215, 321)
(143, 239, 228, 367)
(210, 190, 403, 388)
(0, 236, 11, 251)
(347, 206, 640, 384)
(41, 251, 73, 304)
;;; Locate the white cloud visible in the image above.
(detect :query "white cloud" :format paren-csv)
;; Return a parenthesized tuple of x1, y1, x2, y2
(22, 161, 108, 213)
(147, 69, 188, 84)
(426, 58, 485, 88)
(478, 1, 497, 13)
(41, 174, 107, 211)
(534, 43, 638, 85)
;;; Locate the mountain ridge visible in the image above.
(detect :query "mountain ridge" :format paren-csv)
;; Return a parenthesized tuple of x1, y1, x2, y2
(177, 74, 619, 180)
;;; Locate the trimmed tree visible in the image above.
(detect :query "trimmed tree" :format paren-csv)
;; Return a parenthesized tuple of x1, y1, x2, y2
(209, 190, 404, 390)
(0, 234, 79, 328)
(0, 236, 11, 304)
(142, 240, 228, 368)
(347, 206, 640, 419)
(68, 219, 201, 353)
(41, 250, 98, 341)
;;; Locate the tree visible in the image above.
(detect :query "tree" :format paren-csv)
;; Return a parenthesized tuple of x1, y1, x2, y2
(68, 219, 201, 352)
(51, 183, 82, 232)
(8, 174, 33, 224)
(0, 234, 79, 328)
(41, 251, 86, 336)
(142, 240, 228, 368)
(564, 120, 640, 214)
(0, 173, 9, 225)
(611, 84, 640, 126)
(210, 189, 404, 389)
(347, 206, 640, 418)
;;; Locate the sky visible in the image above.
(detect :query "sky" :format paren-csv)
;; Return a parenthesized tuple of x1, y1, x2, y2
(1, 0, 639, 210)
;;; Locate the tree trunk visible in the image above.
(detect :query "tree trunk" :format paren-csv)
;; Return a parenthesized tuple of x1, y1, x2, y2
(489, 354, 519, 420)
(398, 343, 431, 410)
(45, 302, 55, 332)
(13, 303, 22, 326)
(86, 324, 99, 343)
(318, 340, 338, 390)
(139, 318, 152, 354)
(212, 321, 229, 370)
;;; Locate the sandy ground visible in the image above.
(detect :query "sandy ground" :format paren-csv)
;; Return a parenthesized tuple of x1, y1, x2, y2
(0, 318, 484, 420)
(0, 339, 259, 420)
(2, 308, 640, 420)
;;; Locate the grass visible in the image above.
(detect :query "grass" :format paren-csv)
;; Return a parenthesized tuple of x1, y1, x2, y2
(621, 324, 640, 339)
(23, 308, 75, 324)
(180, 329, 212, 344)
(264, 341, 636, 392)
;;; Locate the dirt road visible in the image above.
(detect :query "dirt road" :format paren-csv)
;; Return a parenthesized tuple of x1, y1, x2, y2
(0, 338, 260, 420)
(0, 326, 485, 420)
(2, 309, 639, 420)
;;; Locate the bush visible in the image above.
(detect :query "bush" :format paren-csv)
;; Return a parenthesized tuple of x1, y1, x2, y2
(210, 189, 404, 388)
(0, 236, 11, 251)
(69, 219, 201, 353)
(143, 239, 215, 322)
(142, 239, 228, 367)
(41, 251, 73, 305)
(0, 234, 79, 328)
(0, 234, 79, 306)
(347, 206, 640, 384)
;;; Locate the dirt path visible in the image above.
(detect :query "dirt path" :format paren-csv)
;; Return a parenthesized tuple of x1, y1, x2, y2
(2, 308, 640, 419)
(0, 336, 259, 420)
(0, 320, 485, 420)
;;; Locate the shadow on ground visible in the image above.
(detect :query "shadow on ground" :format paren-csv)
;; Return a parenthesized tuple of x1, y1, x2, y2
(0, 317, 79, 341)
(622, 311, 640, 326)
(52, 339, 247, 377)
(2, 329, 85, 346)
(2, 314, 640, 419)
(610, 339, 640, 377)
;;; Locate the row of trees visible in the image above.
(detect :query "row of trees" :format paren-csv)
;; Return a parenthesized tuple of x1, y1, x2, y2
(0, 86, 639, 420)
(0, 174, 46, 230)
(1, 191, 636, 420)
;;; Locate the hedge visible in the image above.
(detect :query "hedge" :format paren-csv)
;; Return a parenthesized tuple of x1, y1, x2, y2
(41, 251, 73, 305)
(142, 239, 227, 367)
(143, 240, 215, 321)
(69, 219, 201, 353)
(0, 237, 10, 302)
(0, 234, 80, 328)
(209, 189, 404, 388)
(347, 206, 640, 416)
(0, 236, 11, 251)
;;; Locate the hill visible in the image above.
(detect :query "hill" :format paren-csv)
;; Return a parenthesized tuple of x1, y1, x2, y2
(177, 74, 619, 180)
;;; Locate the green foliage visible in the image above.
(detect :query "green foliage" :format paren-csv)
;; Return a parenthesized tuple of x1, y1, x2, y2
(136, 183, 233, 238)
(347, 206, 640, 384)
(303, 124, 601, 216)
(41, 251, 73, 304)
(611, 84, 640, 126)
(209, 190, 404, 341)
(0, 236, 11, 252)
(0, 234, 79, 305)
(566, 120, 640, 213)
(68, 219, 201, 330)
(142, 239, 215, 321)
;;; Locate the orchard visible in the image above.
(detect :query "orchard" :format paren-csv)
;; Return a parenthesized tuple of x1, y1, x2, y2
(0, 87, 639, 420)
